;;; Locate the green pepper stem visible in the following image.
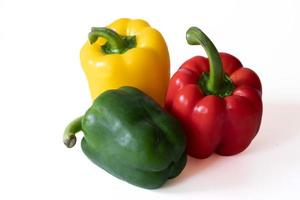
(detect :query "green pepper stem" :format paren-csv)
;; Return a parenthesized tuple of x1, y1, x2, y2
(88, 27, 126, 54)
(186, 27, 224, 94)
(63, 116, 82, 148)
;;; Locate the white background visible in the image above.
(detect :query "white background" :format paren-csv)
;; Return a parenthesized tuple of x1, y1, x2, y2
(1, 0, 300, 199)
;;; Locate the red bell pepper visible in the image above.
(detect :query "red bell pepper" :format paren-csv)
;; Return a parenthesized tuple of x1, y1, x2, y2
(165, 27, 263, 159)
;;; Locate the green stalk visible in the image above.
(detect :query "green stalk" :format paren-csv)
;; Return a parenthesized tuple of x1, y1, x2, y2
(186, 27, 235, 97)
(63, 116, 82, 148)
(88, 27, 136, 54)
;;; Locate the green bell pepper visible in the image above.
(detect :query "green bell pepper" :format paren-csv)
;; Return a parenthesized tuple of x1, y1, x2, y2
(63, 86, 187, 189)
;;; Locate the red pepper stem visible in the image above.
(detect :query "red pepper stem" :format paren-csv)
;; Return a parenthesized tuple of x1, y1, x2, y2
(186, 27, 224, 93)
(63, 116, 82, 148)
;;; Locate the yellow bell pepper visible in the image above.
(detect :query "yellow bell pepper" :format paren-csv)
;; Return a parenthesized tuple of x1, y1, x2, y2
(80, 18, 170, 106)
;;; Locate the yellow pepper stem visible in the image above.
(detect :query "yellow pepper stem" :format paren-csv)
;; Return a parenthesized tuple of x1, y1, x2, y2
(88, 27, 136, 54)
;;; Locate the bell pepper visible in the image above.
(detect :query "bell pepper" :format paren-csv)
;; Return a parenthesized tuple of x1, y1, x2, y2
(80, 18, 170, 106)
(63, 86, 186, 189)
(165, 27, 263, 159)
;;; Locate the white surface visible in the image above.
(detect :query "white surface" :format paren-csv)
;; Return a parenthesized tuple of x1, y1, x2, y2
(0, 0, 300, 199)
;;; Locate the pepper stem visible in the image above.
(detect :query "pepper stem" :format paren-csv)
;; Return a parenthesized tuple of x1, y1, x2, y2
(186, 27, 235, 97)
(186, 27, 226, 94)
(63, 116, 82, 148)
(88, 27, 136, 54)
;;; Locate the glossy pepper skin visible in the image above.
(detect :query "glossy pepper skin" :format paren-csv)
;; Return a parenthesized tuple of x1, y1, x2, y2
(80, 18, 170, 106)
(63, 86, 186, 189)
(165, 27, 262, 159)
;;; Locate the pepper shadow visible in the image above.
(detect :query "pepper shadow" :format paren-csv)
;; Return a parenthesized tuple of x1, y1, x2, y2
(246, 101, 300, 154)
(158, 101, 300, 193)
